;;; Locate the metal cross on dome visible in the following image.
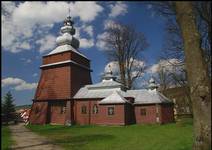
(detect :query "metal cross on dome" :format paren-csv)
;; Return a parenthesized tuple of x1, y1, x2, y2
(64, 6, 74, 26)
(68, 7, 71, 17)
(108, 65, 113, 75)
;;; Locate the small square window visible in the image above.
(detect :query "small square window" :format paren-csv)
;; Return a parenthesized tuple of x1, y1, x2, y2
(108, 107, 114, 115)
(140, 108, 146, 116)
(81, 106, 87, 114)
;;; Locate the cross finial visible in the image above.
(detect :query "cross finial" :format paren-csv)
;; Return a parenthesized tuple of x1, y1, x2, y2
(108, 65, 112, 74)
(68, 6, 71, 17)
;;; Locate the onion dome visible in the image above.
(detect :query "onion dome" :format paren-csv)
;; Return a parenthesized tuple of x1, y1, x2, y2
(46, 13, 88, 58)
(102, 65, 117, 81)
(55, 15, 79, 49)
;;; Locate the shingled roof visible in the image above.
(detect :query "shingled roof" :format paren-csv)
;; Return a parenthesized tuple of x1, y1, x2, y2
(74, 79, 173, 104)
(99, 91, 130, 104)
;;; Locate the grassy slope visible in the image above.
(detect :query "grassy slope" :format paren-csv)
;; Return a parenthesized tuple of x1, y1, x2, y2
(2, 126, 13, 150)
(27, 121, 193, 150)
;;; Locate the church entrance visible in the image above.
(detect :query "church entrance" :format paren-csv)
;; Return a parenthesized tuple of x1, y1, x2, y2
(47, 101, 66, 125)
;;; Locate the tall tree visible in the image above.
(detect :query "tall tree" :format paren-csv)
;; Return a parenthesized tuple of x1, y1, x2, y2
(103, 22, 148, 89)
(2, 91, 16, 124)
(175, 2, 211, 150)
(150, 1, 211, 149)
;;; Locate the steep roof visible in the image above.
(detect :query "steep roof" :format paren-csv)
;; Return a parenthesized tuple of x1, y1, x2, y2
(44, 16, 88, 59)
(44, 44, 88, 59)
(99, 91, 130, 104)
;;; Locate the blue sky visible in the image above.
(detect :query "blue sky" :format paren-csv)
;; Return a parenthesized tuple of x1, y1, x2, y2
(2, 1, 169, 105)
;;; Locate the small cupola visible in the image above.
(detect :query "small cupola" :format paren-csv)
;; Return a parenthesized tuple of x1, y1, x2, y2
(102, 65, 117, 82)
(148, 77, 158, 90)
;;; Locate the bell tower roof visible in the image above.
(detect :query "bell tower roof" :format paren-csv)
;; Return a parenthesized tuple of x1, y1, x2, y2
(45, 11, 87, 58)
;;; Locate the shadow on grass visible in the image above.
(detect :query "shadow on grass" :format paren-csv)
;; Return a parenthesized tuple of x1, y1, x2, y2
(55, 134, 115, 149)
(27, 124, 101, 133)
(27, 125, 66, 132)
(11, 141, 53, 150)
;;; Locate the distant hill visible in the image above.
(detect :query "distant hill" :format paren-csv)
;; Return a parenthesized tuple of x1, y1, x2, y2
(15, 104, 32, 110)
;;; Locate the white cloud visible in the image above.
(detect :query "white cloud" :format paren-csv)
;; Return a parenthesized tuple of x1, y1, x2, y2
(2, 1, 16, 14)
(36, 34, 56, 53)
(80, 38, 94, 48)
(14, 82, 38, 91)
(109, 2, 128, 18)
(82, 25, 94, 37)
(2, 77, 37, 91)
(2, 1, 103, 53)
(12, 2, 67, 27)
(148, 58, 184, 74)
(70, 2, 103, 22)
(20, 42, 31, 49)
(2, 77, 23, 87)
(96, 32, 110, 50)
(12, 2, 103, 25)
(104, 19, 115, 30)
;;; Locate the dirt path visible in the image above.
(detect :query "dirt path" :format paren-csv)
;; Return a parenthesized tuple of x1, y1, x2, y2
(9, 123, 63, 150)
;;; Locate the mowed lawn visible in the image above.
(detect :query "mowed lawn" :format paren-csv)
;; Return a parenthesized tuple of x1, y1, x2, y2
(27, 121, 193, 150)
(2, 126, 13, 150)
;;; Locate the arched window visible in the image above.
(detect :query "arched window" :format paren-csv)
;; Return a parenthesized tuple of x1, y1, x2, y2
(81, 105, 87, 114)
(93, 104, 98, 114)
(108, 107, 114, 115)
(61, 106, 66, 114)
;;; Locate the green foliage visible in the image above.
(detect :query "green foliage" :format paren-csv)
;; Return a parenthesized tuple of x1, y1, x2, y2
(27, 122, 193, 150)
(2, 126, 13, 150)
(2, 91, 16, 124)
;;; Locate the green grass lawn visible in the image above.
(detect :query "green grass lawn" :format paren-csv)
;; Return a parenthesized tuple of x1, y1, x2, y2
(2, 126, 13, 150)
(27, 121, 193, 150)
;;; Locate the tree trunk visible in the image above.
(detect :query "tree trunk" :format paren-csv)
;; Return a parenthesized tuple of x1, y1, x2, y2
(119, 61, 126, 87)
(127, 71, 132, 89)
(175, 2, 211, 150)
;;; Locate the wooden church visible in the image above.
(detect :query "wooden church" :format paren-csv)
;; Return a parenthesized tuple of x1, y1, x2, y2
(29, 16, 174, 125)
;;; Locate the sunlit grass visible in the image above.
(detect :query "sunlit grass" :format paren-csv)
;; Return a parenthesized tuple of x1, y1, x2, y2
(27, 120, 193, 150)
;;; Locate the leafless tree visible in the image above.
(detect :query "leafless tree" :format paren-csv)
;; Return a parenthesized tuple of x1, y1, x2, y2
(103, 22, 148, 89)
(152, 1, 211, 76)
(150, 1, 211, 150)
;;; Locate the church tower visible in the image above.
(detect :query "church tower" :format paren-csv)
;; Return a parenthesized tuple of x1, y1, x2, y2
(29, 16, 92, 125)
